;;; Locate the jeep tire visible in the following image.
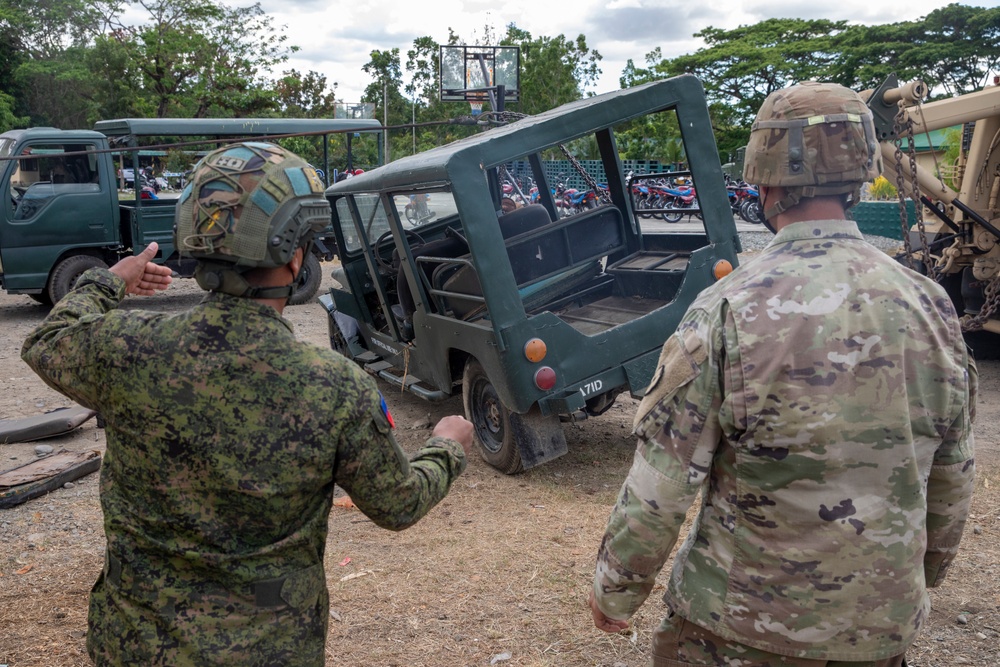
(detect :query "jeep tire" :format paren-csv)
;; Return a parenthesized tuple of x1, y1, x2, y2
(288, 252, 322, 306)
(48, 255, 108, 305)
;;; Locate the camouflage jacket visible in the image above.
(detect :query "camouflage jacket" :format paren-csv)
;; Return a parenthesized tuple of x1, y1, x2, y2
(593, 220, 976, 661)
(22, 269, 467, 666)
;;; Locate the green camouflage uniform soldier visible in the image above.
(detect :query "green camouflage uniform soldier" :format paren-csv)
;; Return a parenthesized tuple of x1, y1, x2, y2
(589, 82, 977, 666)
(21, 142, 473, 666)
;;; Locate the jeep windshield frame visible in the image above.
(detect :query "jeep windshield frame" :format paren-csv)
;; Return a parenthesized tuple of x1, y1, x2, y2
(322, 74, 740, 420)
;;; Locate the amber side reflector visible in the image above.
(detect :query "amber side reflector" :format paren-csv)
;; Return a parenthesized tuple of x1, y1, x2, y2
(713, 260, 733, 280)
(524, 338, 547, 363)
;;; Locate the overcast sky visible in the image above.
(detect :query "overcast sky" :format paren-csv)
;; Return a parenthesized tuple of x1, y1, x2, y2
(255, 0, 973, 107)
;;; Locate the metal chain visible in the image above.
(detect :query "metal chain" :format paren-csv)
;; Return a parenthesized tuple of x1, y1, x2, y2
(964, 276, 1000, 331)
(891, 101, 1000, 332)
(892, 104, 939, 280)
(892, 109, 916, 270)
(558, 145, 612, 203)
(485, 109, 610, 203)
(904, 112, 939, 281)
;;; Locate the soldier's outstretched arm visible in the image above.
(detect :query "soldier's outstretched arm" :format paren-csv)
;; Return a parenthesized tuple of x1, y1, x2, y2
(334, 383, 469, 531)
(22, 273, 129, 409)
(22, 244, 171, 407)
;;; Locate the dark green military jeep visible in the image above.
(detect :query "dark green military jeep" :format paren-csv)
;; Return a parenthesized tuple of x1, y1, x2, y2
(319, 75, 741, 473)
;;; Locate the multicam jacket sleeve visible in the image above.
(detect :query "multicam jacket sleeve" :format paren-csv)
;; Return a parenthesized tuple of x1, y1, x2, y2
(592, 221, 977, 660)
(924, 355, 977, 587)
(592, 307, 723, 620)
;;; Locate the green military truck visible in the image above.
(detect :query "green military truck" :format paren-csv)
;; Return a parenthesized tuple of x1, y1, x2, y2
(319, 75, 742, 474)
(1, 118, 382, 305)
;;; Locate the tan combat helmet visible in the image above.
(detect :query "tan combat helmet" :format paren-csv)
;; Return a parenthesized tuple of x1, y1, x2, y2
(743, 81, 882, 220)
(174, 142, 330, 299)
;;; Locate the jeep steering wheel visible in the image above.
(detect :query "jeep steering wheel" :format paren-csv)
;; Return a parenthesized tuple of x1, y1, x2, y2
(374, 229, 426, 271)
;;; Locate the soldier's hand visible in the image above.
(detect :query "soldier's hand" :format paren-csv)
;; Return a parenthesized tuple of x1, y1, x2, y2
(110, 242, 173, 296)
(589, 591, 630, 633)
(432, 415, 474, 456)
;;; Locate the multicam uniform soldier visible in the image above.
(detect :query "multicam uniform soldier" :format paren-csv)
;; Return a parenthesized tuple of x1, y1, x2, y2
(22, 142, 473, 665)
(589, 83, 977, 666)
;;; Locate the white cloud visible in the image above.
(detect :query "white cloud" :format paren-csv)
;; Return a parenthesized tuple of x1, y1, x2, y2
(244, 0, 960, 105)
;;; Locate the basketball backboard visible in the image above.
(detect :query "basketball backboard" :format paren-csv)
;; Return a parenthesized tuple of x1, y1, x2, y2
(334, 102, 376, 120)
(439, 45, 520, 103)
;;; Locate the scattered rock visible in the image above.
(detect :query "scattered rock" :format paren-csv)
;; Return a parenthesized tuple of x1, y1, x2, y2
(63, 481, 75, 489)
(410, 413, 432, 430)
(490, 652, 512, 665)
(34, 444, 54, 456)
(957, 614, 969, 625)
(976, 632, 987, 640)
(972, 525, 982, 535)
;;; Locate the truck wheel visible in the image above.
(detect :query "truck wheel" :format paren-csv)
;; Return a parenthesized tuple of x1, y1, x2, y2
(48, 255, 108, 304)
(29, 293, 53, 306)
(288, 252, 322, 306)
(463, 359, 524, 474)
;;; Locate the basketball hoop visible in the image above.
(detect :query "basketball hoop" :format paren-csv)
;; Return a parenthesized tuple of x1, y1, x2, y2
(469, 100, 483, 116)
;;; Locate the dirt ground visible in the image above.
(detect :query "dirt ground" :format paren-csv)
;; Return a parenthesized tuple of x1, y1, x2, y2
(0, 270, 997, 667)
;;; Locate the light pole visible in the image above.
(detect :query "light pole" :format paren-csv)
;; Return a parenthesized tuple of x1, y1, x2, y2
(383, 80, 389, 163)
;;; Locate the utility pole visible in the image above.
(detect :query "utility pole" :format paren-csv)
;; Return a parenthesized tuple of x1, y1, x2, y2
(383, 81, 390, 163)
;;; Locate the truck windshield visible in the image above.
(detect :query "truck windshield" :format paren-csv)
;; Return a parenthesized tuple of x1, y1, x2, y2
(8, 141, 101, 220)
(392, 192, 457, 228)
(335, 194, 381, 254)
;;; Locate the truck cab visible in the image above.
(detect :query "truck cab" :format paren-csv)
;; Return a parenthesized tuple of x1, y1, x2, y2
(0, 118, 384, 305)
(321, 75, 741, 473)
(2, 128, 123, 303)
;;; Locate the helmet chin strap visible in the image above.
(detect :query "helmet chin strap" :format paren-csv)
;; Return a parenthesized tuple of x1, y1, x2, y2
(194, 260, 301, 300)
(759, 186, 778, 235)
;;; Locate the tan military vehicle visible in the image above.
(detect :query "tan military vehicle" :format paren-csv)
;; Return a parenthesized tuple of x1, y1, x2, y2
(863, 75, 1000, 358)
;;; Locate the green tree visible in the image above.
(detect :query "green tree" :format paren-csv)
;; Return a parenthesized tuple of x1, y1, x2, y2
(0, 89, 27, 131)
(1, 0, 106, 59)
(659, 18, 849, 126)
(362, 48, 404, 118)
(275, 69, 338, 118)
(403, 36, 444, 155)
(0, 0, 111, 126)
(362, 48, 407, 162)
(619, 48, 663, 89)
(85, 33, 151, 120)
(14, 48, 101, 127)
(501, 24, 602, 115)
(104, 0, 294, 118)
(832, 4, 1000, 96)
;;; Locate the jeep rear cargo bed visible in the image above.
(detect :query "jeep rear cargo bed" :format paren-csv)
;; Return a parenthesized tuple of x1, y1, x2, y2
(555, 295, 668, 335)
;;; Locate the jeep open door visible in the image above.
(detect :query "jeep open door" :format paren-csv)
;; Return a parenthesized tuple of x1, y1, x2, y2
(320, 75, 741, 473)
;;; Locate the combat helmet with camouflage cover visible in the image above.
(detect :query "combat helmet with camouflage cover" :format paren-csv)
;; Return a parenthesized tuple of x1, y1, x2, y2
(743, 81, 882, 220)
(174, 142, 330, 299)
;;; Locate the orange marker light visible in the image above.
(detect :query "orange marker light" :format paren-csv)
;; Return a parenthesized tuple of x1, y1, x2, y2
(524, 338, 547, 363)
(713, 260, 734, 280)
